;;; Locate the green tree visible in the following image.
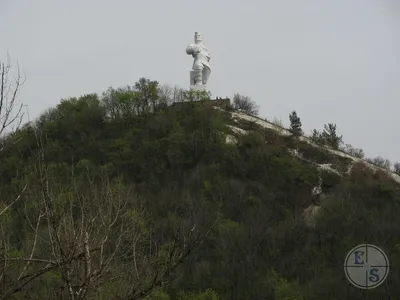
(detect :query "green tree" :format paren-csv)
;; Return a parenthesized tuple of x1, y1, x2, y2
(182, 89, 211, 102)
(135, 77, 160, 112)
(178, 289, 219, 300)
(310, 129, 322, 144)
(289, 110, 302, 137)
(272, 270, 303, 300)
(321, 123, 342, 149)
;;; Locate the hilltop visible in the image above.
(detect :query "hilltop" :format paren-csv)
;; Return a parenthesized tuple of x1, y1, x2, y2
(1, 78, 400, 299)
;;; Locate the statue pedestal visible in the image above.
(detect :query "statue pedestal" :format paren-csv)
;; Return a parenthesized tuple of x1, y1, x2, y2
(189, 71, 207, 91)
(190, 71, 195, 86)
(189, 85, 207, 92)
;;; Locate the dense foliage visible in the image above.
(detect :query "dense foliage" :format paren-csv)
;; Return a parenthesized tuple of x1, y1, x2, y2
(1, 78, 400, 299)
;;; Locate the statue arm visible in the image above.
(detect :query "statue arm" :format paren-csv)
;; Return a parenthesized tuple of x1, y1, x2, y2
(206, 51, 211, 61)
(186, 44, 201, 55)
(186, 45, 193, 55)
(203, 46, 211, 60)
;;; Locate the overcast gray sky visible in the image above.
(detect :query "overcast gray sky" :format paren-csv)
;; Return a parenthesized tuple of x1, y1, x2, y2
(1, 0, 399, 162)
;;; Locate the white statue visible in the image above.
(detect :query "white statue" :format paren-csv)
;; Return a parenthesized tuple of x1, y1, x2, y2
(186, 32, 211, 90)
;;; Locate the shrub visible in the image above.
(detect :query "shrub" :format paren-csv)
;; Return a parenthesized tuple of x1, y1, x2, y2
(340, 144, 364, 158)
(232, 93, 259, 116)
(366, 156, 391, 171)
(320, 169, 341, 193)
(297, 141, 332, 164)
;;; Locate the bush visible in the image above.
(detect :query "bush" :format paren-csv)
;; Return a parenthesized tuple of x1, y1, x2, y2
(320, 169, 341, 193)
(297, 141, 332, 164)
(235, 118, 261, 131)
(260, 128, 286, 146)
(232, 93, 259, 116)
(340, 144, 364, 158)
(366, 156, 391, 171)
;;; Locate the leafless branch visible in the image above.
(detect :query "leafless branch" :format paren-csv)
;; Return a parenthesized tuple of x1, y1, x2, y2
(0, 127, 218, 299)
(0, 58, 26, 150)
(0, 183, 27, 216)
(17, 212, 44, 280)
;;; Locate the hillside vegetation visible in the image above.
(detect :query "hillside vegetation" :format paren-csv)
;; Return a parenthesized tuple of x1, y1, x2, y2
(1, 77, 400, 299)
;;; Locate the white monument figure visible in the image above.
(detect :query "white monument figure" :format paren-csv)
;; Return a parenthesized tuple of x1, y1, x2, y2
(186, 32, 211, 90)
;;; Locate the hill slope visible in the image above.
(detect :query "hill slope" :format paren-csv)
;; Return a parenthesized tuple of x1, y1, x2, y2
(0, 82, 399, 299)
(224, 107, 400, 183)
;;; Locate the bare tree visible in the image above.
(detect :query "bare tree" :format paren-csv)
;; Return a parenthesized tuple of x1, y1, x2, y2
(0, 57, 26, 226)
(158, 84, 190, 105)
(0, 134, 217, 299)
(340, 144, 364, 159)
(394, 162, 400, 175)
(157, 84, 189, 111)
(0, 162, 136, 299)
(0, 57, 25, 151)
(366, 156, 391, 171)
(232, 93, 259, 116)
(158, 84, 174, 106)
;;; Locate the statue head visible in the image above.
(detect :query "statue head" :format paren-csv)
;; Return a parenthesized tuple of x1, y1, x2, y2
(194, 32, 203, 43)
